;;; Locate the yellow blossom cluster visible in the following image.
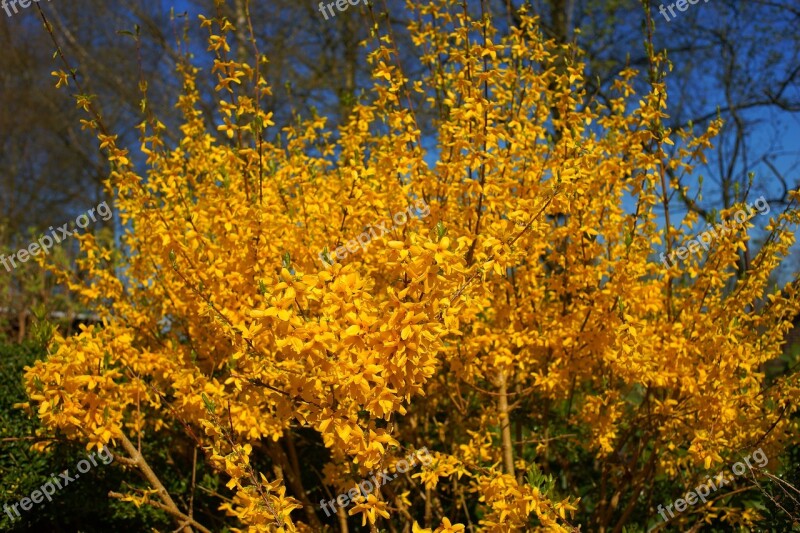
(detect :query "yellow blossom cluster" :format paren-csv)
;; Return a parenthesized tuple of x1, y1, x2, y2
(20, 0, 800, 531)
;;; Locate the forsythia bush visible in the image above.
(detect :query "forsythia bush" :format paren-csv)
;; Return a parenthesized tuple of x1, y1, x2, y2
(21, 0, 800, 531)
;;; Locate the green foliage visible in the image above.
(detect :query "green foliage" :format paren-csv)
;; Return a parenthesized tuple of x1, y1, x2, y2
(526, 463, 556, 496)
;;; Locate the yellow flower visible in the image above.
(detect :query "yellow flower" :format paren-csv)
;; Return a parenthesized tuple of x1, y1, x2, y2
(434, 517, 465, 533)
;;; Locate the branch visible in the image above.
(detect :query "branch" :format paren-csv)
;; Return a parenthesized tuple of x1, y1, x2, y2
(109, 491, 212, 533)
(117, 432, 209, 533)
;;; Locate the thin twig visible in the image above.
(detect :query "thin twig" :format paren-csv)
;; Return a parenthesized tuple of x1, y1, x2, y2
(109, 491, 212, 533)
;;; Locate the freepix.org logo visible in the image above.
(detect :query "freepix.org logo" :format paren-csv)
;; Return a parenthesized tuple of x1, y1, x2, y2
(3, 445, 114, 522)
(656, 0, 713, 23)
(655, 448, 768, 524)
(2, 0, 53, 19)
(318, 199, 430, 269)
(659, 196, 770, 269)
(319, 447, 432, 517)
(317, 0, 367, 21)
(1, 201, 112, 273)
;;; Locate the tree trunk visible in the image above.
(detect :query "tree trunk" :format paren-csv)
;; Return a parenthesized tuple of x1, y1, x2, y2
(497, 370, 515, 477)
